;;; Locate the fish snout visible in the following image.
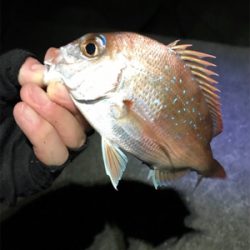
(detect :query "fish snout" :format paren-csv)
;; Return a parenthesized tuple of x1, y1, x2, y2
(43, 47, 65, 86)
(44, 47, 60, 64)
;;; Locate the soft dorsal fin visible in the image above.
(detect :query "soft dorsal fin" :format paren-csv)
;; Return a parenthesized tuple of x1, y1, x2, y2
(168, 40, 223, 136)
(101, 137, 128, 189)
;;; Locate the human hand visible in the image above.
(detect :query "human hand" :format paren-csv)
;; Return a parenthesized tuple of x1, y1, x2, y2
(14, 56, 90, 166)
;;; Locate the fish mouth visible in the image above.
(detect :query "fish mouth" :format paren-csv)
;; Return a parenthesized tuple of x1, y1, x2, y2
(44, 62, 114, 105)
(72, 95, 108, 104)
(43, 62, 65, 86)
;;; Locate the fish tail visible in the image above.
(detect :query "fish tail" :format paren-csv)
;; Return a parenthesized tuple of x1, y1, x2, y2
(207, 159, 226, 179)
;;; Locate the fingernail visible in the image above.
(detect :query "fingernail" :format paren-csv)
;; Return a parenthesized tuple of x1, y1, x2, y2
(30, 63, 45, 72)
(47, 82, 70, 102)
(29, 61, 45, 85)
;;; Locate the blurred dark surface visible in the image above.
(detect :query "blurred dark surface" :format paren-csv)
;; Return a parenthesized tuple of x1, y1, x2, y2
(1, 183, 193, 250)
(0, 0, 249, 59)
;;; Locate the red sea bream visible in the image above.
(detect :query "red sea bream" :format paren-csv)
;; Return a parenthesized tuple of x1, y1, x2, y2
(44, 32, 226, 189)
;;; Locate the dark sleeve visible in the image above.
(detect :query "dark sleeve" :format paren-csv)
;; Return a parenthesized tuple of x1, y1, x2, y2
(0, 49, 63, 205)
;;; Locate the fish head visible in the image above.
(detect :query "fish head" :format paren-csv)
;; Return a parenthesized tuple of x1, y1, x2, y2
(44, 33, 127, 102)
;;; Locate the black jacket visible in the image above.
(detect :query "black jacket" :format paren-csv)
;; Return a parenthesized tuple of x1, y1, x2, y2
(0, 49, 62, 204)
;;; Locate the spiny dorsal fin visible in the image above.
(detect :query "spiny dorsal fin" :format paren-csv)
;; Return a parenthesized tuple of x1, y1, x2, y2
(169, 40, 223, 136)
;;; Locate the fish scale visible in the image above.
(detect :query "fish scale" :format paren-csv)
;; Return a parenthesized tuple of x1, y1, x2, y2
(124, 48, 212, 146)
(44, 32, 225, 189)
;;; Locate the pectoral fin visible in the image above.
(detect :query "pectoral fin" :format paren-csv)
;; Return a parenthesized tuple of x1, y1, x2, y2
(101, 137, 128, 189)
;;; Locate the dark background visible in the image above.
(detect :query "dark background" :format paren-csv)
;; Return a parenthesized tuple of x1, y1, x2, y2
(0, 0, 249, 59)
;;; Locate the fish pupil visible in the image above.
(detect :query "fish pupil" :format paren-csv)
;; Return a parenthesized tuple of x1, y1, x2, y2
(85, 43, 96, 56)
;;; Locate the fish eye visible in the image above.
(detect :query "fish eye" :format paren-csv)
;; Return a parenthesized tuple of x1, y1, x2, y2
(85, 43, 96, 56)
(80, 34, 106, 58)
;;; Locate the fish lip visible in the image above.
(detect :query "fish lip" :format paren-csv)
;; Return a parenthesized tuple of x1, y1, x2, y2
(43, 61, 80, 90)
(44, 62, 51, 71)
(43, 62, 65, 86)
(44, 60, 53, 73)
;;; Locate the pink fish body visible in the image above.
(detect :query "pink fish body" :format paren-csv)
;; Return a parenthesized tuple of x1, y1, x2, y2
(44, 32, 225, 189)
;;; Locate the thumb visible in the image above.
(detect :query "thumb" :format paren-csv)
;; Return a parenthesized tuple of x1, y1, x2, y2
(18, 57, 45, 86)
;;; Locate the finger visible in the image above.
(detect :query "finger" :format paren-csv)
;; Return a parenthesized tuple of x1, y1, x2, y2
(47, 82, 78, 114)
(45, 47, 92, 131)
(18, 57, 45, 86)
(20, 84, 86, 149)
(13, 102, 69, 166)
(47, 82, 92, 131)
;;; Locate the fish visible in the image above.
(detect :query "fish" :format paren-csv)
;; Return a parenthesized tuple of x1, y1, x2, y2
(43, 32, 226, 189)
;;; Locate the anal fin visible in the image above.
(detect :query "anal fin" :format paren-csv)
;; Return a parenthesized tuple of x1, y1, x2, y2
(148, 168, 188, 189)
(101, 137, 128, 189)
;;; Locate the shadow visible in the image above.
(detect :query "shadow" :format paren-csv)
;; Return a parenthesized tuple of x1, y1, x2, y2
(1, 181, 193, 250)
